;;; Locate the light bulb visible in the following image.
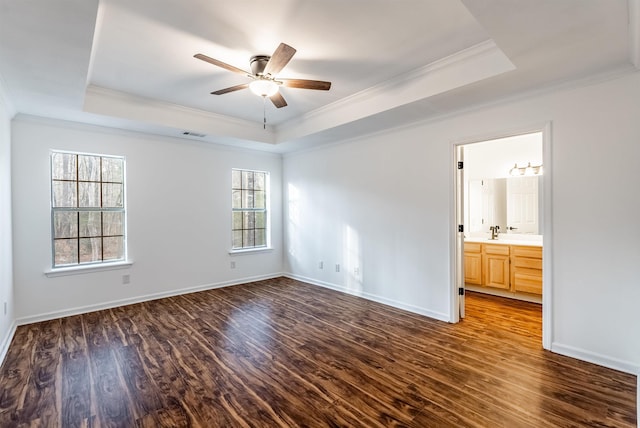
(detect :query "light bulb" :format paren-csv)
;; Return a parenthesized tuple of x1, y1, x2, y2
(524, 162, 533, 175)
(249, 79, 279, 97)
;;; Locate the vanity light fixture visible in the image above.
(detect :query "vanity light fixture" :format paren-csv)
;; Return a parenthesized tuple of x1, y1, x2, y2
(509, 162, 543, 176)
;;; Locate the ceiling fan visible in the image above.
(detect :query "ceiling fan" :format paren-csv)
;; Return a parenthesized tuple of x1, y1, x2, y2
(194, 43, 331, 109)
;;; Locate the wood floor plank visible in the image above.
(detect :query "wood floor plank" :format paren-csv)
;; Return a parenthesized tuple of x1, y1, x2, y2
(83, 310, 136, 427)
(0, 324, 38, 421)
(60, 315, 92, 428)
(0, 277, 636, 427)
(18, 319, 62, 427)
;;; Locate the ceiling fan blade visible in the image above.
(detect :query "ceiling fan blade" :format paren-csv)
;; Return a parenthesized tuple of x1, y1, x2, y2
(264, 43, 297, 76)
(270, 92, 288, 108)
(211, 83, 249, 95)
(194, 53, 250, 76)
(280, 79, 331, 91)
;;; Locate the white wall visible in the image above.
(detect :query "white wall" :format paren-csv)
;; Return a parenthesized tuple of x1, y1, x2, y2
(0, 80, 15, 360)
(464, 132, 543, 180)
(283, 71, 640, 375)
(11, 117, 283, 321)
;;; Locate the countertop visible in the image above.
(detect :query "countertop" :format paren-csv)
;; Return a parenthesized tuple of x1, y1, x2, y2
(464, 235, 542, 247)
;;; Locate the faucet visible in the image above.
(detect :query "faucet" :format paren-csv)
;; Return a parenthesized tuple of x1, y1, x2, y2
(490, 225, 500, 240)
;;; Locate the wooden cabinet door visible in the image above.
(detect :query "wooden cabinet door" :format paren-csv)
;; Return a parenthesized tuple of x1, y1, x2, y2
(483, 253, 510, 289)
(464, 252, 482, 285)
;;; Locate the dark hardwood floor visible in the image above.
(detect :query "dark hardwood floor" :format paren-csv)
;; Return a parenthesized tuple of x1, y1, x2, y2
(0, 277, 636, 427)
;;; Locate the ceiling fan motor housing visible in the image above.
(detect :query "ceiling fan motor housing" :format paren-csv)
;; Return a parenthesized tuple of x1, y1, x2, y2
(250, 55, 270, 76)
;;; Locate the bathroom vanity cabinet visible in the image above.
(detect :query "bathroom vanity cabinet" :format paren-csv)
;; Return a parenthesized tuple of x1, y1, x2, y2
(463, 241, 542, 296)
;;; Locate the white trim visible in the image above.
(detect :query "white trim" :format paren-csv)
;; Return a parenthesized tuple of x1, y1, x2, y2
(45, 260, 133, 278)
(19, 272, 283, 325)
(0, 70, 16, 118)
(84, 85, 277, 144)
(229, 247, 274, 255)
(551, 342, 640, 376)
(540, 122, 553, 351)
(284, 273, 451, 323)
(284, 40, 508, 126)
(630, 0, 640, 69)
(449, 141, 460, 323)
(449, 124, 553, 350)
(465, 286, 542, 304)
(277, 40, 514, 144)
(12, 114, 285, 157)
(0, 321, 17, 366)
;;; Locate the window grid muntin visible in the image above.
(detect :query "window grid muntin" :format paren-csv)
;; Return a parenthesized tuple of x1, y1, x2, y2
(51, 151, 126, 267)
(232, 169, 268, 250)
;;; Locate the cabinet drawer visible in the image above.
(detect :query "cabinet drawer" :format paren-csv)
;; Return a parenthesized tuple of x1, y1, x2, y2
(512, 257, 542, 269)
(511, 245, 542, 259)
(464, 242, 482, 253)
(483, 244, 510, 256)
(513, 268, 542, 294)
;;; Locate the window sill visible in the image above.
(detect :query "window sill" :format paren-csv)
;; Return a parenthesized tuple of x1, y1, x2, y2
(45, 260, 133, 278)
(229, 247, 273, 256)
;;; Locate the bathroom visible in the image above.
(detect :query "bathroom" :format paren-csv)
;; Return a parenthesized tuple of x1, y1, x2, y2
(462, 132, 543, 302)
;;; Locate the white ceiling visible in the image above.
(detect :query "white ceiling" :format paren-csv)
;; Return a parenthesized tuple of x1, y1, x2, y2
(0, 0, 638, 152)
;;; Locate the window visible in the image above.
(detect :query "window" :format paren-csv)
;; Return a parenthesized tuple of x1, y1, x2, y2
(50, 151, 126, 267)
(231, 169, 268, 250)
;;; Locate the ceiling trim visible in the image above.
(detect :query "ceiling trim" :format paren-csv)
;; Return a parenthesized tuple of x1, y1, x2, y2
(0, 71, 16, 118)
(275, 40, 516, 144)
(630, 0, 640, 68)
(84, 85, 276, 145)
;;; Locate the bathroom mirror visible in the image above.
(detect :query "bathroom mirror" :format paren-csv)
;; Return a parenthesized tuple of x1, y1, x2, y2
(467, 176, 541, 235)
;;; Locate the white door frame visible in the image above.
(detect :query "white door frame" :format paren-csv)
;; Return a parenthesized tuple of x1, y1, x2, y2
(450, 122, 553, 351)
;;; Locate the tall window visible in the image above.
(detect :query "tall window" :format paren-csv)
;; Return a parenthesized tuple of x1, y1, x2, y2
(50, 151, 126, 267)
(232, 169, 268, 250)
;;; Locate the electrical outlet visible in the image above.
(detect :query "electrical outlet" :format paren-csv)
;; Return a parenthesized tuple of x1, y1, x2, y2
(319, 261, 323, 269)
(230, 261, 236, 269)
(122, 274, 130, 285)
(335, 264, 340, 273)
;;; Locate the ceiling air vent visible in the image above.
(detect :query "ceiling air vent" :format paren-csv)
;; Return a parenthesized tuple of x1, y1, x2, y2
(182, 131, 206, 138)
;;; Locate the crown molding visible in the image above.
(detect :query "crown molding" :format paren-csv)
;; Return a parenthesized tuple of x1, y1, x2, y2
(84, 85, 276, 144)
(630, 0, 640, 68)
(0, 71, 17, 118)
(275, 40, 515, 144)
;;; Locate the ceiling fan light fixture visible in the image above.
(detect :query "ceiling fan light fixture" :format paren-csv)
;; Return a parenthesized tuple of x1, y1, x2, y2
(249, 79, 279, 97)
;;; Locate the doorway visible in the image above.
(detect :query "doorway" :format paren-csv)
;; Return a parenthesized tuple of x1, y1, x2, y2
(452, 126, 552, 350)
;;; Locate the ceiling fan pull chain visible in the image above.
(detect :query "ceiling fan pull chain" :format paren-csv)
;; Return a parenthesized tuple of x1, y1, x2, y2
(263, 95, 267, 130)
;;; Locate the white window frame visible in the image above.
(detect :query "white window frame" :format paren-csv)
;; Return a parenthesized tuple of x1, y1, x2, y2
(49, 150, 128, 272)
(230, 168, 270, 252)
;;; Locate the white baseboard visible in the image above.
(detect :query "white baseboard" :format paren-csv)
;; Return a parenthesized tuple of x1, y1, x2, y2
(16, 272, 284, 326)
(284, 273, 451, 322)
(551, 342, 640, 376)
(465, 285, 542, 304)
(552, 342, 639, 420)
(0, 321, 17, 366)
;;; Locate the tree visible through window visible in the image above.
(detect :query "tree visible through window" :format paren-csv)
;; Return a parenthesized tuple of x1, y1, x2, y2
(232, 169, 268, 250)
(51, 151, 126, 267)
